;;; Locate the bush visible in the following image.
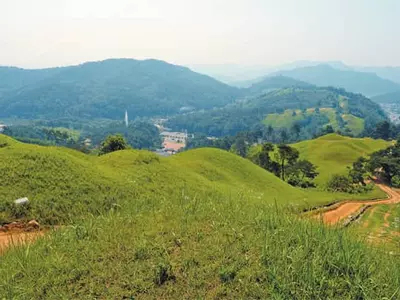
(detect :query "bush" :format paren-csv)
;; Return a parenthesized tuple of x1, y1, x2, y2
(391, 175, 400, 188)
(327, 174, 373, 194)
(99, 134, 129, 155)
(327, 175, 353, 193)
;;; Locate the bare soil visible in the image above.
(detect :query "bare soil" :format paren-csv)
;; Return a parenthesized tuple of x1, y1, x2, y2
(0, 222, 45, 253)
(318, 184, 400, 225)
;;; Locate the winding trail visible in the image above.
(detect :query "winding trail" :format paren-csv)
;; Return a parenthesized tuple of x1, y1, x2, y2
(319, 184, 400, 225)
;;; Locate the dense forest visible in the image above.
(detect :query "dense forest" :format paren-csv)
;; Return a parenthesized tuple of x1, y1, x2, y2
(3, 120, 161, 151)
(167, 86, 387, 138)
(0, 59, 240, 119)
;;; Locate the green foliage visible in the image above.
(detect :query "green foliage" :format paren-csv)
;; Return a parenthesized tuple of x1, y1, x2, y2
(99, 134, 129, 155)
(391, 175, 400, 188)
(326, 174, 354, 193)
(0, 135, 398, 298)
(292, 133, 391, 186)
(167, 86, 386, 139)
(348, 157, 368, 184)
(0, 59, 240, 119)
(275, 145, 300, 181)
(0, 198, 398, 298)
(326, 174, 373, 194)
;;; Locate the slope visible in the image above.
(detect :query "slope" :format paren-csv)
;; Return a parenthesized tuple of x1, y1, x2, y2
(167, 86, 387, 137)
(371, 90, 400, 104)
(0, 134, 315, 225)
(0, 59, 240, 119)
(0, 136, 399, 298)
(244, 75, 313, 97)
(292, 134, 391, 186)
(273, 64, 400, 97)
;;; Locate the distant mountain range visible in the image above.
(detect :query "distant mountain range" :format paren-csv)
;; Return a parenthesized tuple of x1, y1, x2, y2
(192, 61, 400, 97)
(0, 58, 399, 129)
(272, 65, 400, 97)
(372, 90, 400, 104)
(0, 59, 240, 120)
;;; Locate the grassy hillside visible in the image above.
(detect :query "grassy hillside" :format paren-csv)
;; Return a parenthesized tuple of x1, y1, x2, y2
(264, 108, 365, 136)
(351, 203, 400, 251)
(0, 135, 399, 298)
(167, 86, 387, 138)
(292, 134, 391, 186)
(0, 134, 325, 224)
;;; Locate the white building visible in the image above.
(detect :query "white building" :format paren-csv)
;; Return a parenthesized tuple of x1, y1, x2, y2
(160, 131, 188, 143)
(0, 124, 6, 133)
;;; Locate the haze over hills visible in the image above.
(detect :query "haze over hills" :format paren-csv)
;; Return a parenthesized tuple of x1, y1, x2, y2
(0, 59, 240, 120)
(371, 90, 400, 104)
(272, 64, 400, 97)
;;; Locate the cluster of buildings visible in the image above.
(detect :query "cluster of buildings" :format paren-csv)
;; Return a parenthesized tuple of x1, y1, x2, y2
(158, 131, 188, 155)
(0, 124, 7, 133)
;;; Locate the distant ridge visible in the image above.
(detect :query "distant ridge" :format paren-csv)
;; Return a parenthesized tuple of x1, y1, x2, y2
(0, 58, 240, 119)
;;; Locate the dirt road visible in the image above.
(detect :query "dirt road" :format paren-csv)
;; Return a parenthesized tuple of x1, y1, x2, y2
(0, 230, 44, 253)
(320, 184, 400, 225)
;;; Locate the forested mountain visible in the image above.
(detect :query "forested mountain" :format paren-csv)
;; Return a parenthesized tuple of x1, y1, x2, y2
(167, 86, 387, 138)
(356, 66, 400, 84)
(371, 90, 400, 104)
(0, 66, 62, 97)
(245, 75, 312, 97)
(272, 65, 400, 97)
(0, 59, 240, 119)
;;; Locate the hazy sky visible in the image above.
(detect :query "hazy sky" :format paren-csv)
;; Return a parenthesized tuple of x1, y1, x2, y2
(1, 0, 399, 68)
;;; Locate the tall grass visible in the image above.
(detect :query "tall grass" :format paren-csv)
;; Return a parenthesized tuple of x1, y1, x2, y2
(0, 191, 399, 299)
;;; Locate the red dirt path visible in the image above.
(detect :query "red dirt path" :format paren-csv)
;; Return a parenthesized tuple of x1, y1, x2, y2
(320, 184, 400, 225)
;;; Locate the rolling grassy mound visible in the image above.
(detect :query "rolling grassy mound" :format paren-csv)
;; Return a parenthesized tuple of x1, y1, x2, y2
(0, 134, 316, 224)
(0, 134, 399, 298)
(292, 134, 391, 186)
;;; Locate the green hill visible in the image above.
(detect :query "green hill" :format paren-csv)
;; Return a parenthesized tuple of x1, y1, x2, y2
(167, 86, 387, 137)
(0, 134, 399, 298)
(292, 134, 391, 186)
(273, 64, 400, 97)
(0, 59, 240, 119)
(0, 134, 314, 224)
(244, 75, 312, 97)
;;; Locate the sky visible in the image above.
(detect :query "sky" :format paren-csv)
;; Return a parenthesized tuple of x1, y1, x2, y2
(1, 0, 400, 69)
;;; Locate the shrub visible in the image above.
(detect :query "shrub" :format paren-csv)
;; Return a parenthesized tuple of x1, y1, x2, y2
(327, 174, 373, 194)
(153, 263, 174, 286)
(99, 134, 129, 155)
(391, 175, 400, 188)
(326, 175, 354, 193)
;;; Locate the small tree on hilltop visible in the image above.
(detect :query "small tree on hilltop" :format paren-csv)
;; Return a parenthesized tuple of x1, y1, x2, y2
(275, 144, 299, 181)
(99, 134, 129, 155)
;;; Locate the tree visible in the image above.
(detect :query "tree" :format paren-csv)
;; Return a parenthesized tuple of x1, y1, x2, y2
(294, 160, 319, 180)
(231, 136, 248, 157)
(275, 145, 299, 181)
(291, 123, 301, 140)
(324, 125, 334, 134)
(99, 134, 129, 155)
(327, 174, 353, 193)
(374, 121, 391, 140)
(280, 129, 289, 143)
(348, 157, 368, 185)
(266, 125, 274, 141)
